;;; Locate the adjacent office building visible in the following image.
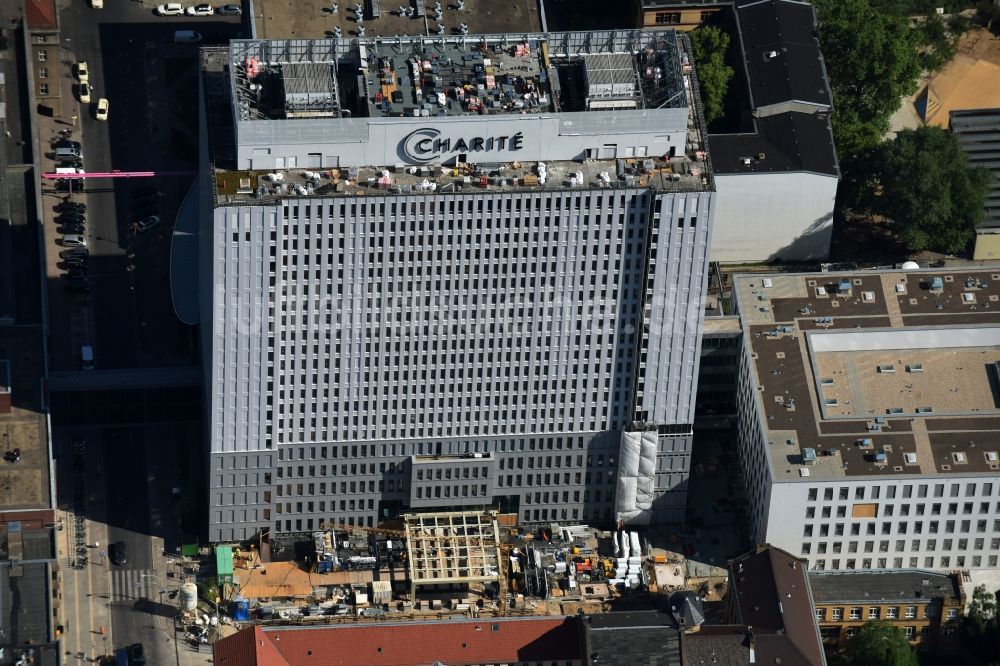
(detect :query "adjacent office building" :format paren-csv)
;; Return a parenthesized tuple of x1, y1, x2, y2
(197, 30, 717, 541)
(734, 269, 1000, 572)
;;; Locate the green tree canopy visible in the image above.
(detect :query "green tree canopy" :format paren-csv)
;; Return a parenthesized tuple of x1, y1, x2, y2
(815, 0, 922, 157)
(689, 26, 734, 126)
(964, 584, 1000, 662)
(868, 125, 991, 253)
(835, 621, 918, 666)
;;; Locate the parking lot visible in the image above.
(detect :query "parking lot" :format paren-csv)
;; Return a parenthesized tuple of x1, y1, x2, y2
(39, 4, 243, 373)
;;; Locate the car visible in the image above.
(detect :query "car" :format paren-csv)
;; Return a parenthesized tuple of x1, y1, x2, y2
(111, 541, 127, 565)
(60, 247, 88, 258)
(90, 0, 103, 7)
(58, 224, 86, 235)
(216, 3, 241, 14)
(56, 201, 86, 213)
(58, 214, 86, 225)
(156, 2, 185, 14)
(78, 82, 91, 104)
(57, 159, 83, 169)
(76, 61, 89, 85)
(56, 139, 81, 152)
(186, 3, 213, 14)
(95, 98, 109, 121)
(63, 259, 89, 269)
(127, 644, 145, 666)
(3, 448, 20, 464)
(136, 215, 161, 233)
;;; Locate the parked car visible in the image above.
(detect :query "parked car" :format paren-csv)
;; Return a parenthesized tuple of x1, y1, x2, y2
(57, 159, 83, 169)
(136, 215, 161, 233)
(217, 3, 241, 14)
(58, 224, 86, 236)
(76, 61, 89, 85)
(57, 214, 86, 225)
(95, 98, 109, 121)
(186, 3, 213, 14)
(111, 541, 127, 565)
(56, 201, 86, 214)
(60, 247, 89, 258)
(156, 2, 185, 14)
(79, 82, 92, 104)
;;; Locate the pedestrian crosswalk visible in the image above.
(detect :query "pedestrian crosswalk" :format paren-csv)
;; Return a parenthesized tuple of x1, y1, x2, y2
(109, 568, 158, 601)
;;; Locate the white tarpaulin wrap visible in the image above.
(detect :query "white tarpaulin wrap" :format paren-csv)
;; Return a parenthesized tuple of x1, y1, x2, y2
(615, 429, 658, 524)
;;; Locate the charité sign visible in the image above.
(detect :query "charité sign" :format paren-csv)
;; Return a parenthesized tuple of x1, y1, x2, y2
(400, 127, 525, 164)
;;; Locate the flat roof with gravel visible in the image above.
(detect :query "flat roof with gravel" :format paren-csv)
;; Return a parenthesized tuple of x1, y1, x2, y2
(736, 269, 1000, 480)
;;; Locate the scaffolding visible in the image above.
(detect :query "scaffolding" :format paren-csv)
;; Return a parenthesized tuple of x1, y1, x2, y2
(403, 511, 502, 600)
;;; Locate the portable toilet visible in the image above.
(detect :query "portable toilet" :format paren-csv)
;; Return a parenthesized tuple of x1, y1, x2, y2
(232, 598, 250, 621)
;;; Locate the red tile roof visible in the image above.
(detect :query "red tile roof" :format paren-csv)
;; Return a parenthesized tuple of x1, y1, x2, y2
(24, 0, 57, 30)
(215, 617, 582, 666)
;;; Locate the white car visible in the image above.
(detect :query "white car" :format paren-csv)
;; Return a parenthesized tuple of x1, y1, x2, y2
(78, 82, 91, 104)
(136, 215, 161, 233)
(76, 61, 89, 85)
(156, 3, 185, 15)
(89, 0, 103, 7)
(186, 3, 214, 15)
(95, 98, 109, 121)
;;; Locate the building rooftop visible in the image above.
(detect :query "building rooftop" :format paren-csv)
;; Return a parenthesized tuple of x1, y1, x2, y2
(253, 0, 542, 41)
(0, 333, 51, 512)
(585, 611, 681, 666)
(809, 569, 962, 605)
(736, 268, 1000, 480)
(230, 33, 686, 122)
(951, 108, 1000, 229)
(736, 0, 832, 111)
(207, 31, 714, 203)
(728, 545, 825, 666)
(697, 0, 840, 178)
(0, 562, 57, 665)
(708, 112, 838, 175)
(213, 617, 582, 666)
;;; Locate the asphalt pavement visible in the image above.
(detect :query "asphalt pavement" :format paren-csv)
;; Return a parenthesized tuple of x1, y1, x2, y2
(43, 0, 241, 372)
(39, 2, 242, 662)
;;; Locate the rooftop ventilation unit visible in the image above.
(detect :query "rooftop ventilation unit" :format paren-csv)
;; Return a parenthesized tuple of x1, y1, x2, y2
(904, 452, 918, 465)
(906, 364, 924, 373)
(953, 452, 968, 464)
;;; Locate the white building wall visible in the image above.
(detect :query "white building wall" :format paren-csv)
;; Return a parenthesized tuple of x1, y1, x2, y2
(711, 172, 838, 263)
(765, 477, 1000, 572)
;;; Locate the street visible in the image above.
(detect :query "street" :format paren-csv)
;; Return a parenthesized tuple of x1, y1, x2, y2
(35, 1, 243, 662)
(42, 1, 243, 372)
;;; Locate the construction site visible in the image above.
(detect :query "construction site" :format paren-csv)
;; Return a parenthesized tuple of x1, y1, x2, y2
(175, 510, 728, 644)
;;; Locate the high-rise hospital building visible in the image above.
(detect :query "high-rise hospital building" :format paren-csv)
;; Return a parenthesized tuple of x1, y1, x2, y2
(196, 29, 716, 542)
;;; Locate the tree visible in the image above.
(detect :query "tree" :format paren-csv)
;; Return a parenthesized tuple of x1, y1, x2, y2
(914, 12, 957, 73)
(866, 126, 991, 253)
(835, 621, 918, 666)
(964, 584, 1000, 662)
(814, 0, 922, 157)
(689, 26, 734, 126)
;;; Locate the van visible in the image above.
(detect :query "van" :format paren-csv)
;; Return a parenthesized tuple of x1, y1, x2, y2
(174, 30, 203, 44)
(55, 167, 83, 175)
(81, 345, 94, 370)
(55, 145, 82, 159)
(62, 234, 87, 247)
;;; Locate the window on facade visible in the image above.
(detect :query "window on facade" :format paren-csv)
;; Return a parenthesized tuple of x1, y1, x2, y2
(868, 607, 880, 619)
(39, 83, 48, 95)
(815, 608, 825, 621)
(849, 607, 862, 620)
(654, 11, 681, 23)
(887, 607, 899, 619)
(905, 606, 917, 619)
(832, 607, 843, 620)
